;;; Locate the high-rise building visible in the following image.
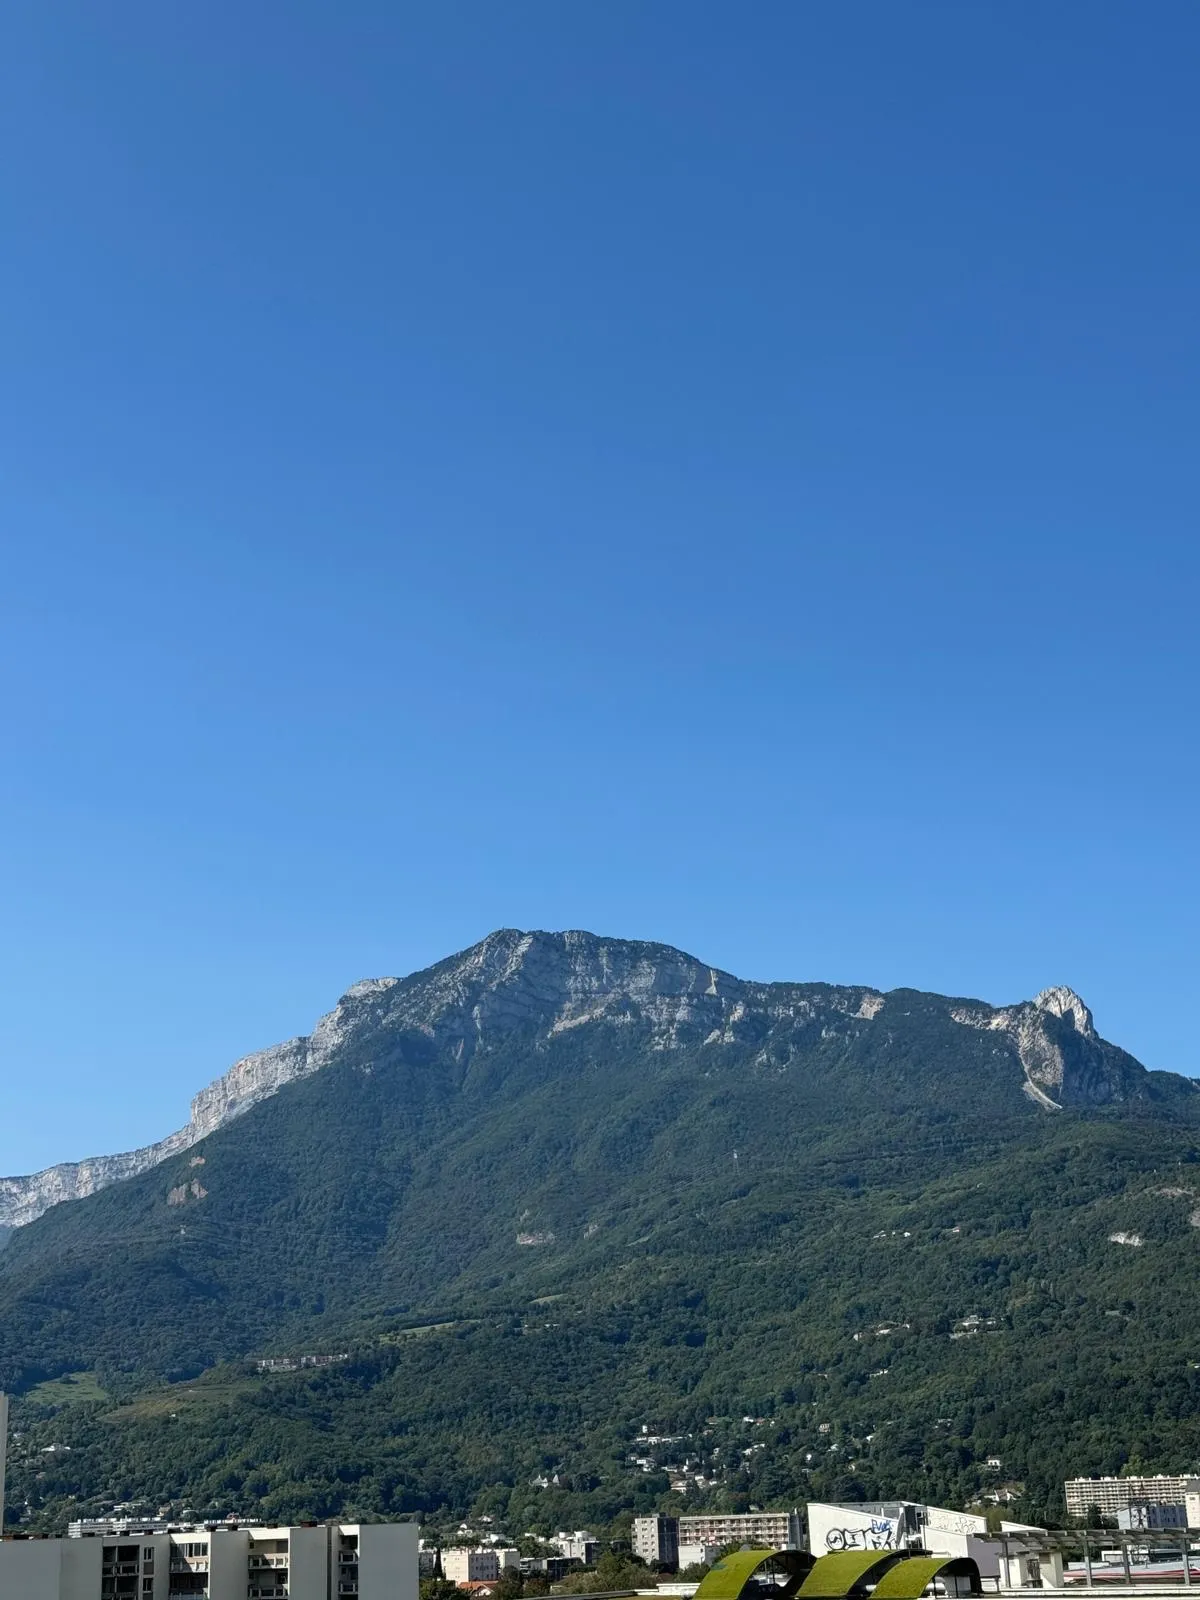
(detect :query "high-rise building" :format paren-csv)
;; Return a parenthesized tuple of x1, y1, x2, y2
(1064, 1476, 1200, 1520)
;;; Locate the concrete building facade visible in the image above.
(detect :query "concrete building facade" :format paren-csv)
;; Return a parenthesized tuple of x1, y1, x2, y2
(553, 1532, 598, 1565)
(518, 1556, 577, 1582)
(1064, 1475, 1200, 1520)
(443, 1548, 502, 1583)
(678, 1511, 803, 1551)
(0, 1520, 418, 1600)
(677, 1542, 722, 1571)
(633, 1516, 679, 1569)
(1117, 1503, 1190, 1531)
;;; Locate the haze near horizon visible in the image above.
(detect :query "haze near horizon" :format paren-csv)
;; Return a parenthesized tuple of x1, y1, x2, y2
(3, 1, 1199, 1173)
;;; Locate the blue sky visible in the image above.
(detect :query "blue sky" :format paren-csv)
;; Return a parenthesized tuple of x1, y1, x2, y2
(3, 2, 1199, 1173)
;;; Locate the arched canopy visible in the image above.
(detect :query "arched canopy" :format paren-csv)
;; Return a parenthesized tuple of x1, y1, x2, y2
(694, 1549, 815, 1600)
(870, 1558, 982, 1599)
(797, 1550, 905, 1599)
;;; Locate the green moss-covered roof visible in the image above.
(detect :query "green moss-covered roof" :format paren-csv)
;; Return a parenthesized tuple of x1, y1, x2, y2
(693, 1551, 784, 1600)
(870, 1557, 981, 1599)
(797, 1550, 904, 1598)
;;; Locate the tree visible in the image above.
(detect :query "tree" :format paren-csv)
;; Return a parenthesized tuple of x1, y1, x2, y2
(1085, 1505, 1116, 1530)
(420, 1580, 461, 1600)
(557, 1552, 658, 1594)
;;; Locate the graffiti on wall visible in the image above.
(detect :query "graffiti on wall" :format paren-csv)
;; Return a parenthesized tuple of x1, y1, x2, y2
(824, 1520, 897, 1551)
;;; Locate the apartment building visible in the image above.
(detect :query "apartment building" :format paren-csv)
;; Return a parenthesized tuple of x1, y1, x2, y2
(553, 1533, 599, 1565)
(518, 1556, 578, 1582)
(679, 1510, 803, 1551)
(1064, 1476, 1200, 1520)
(0, 1520, 418, 1600)
(1116, 1504, 1190, 1531)
(443, 1548, 502, 1583)
(632, 1516, 679, 1569)
(677, 1543, 722, 1571)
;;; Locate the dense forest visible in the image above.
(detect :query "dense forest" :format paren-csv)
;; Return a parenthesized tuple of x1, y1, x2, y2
(2, 933, 1198, 1536)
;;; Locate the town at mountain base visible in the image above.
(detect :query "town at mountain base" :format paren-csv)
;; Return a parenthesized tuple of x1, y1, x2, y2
(1, 929, 1198, 1537)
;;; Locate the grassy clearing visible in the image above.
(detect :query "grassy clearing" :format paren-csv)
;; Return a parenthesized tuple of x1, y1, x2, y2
(24, 1371, 109, 1408)
(104, 1368, 256, 1422)
(380, 1320, 461, 1343)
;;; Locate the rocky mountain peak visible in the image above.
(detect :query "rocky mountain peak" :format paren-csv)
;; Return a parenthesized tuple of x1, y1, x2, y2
(1034, 985, 1095, 1038)
(349, 927, 744, 1057)
(951, 983, 1153, 1110)
(0, 931, 750, 1231)
(1, 931, 1181, 1233)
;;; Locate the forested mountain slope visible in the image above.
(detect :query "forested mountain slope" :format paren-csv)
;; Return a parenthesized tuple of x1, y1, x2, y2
(2, 930, 1198, 1534)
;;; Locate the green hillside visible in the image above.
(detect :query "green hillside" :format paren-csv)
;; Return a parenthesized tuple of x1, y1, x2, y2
(2, 932, 1198, 1536)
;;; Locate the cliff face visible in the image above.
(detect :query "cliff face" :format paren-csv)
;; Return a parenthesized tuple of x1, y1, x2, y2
(949, 984, 1159, 1109)
(0, 930, 1185, 1228)
(0, 1020, 342, 1227)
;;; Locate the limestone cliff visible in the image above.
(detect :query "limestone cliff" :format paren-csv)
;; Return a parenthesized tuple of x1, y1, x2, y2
(949, 985, 1154, 1109)
(0, 930, 1184, 1228)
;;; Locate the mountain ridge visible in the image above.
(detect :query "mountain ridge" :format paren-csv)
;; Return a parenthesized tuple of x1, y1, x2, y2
(0, 928, 1189, 1229)
(4, 927, 1200, 1532)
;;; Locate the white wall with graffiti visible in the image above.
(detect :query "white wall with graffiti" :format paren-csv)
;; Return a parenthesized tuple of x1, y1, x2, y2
(806, 1502, 1000, 1577)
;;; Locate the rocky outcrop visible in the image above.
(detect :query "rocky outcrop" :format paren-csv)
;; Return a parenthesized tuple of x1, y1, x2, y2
(950, 985, 1154, 1108)
(1, 932, 1184, 1229)
(0, 987, 386, 1228)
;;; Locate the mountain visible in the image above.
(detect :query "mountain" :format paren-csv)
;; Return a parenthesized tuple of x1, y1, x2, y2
(0, 930, 1180, 1230)
(2, 929, 1199, 1537)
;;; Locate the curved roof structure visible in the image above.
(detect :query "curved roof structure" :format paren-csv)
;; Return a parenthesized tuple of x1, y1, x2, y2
(796, 1550, 905, 1598)
(870, 1557, 981, 1598)
(692, 1545, 982, 1600)
(693, 1549, 815, 1600)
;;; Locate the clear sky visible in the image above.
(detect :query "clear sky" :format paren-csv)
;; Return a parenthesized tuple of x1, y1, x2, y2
(3, 2, 1199, 1174)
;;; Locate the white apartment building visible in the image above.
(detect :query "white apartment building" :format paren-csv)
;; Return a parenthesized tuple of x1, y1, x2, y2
(553, 1532, 598, 1565)
(678, 1510, 803, 1551)
(677, 1543, 722, 1571)
(442, 1547, 502, 1583)
(632, 1516, 679, 1569)
(0, 1520, 418, 1600)
(1064, 1475, 1200, 1520)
